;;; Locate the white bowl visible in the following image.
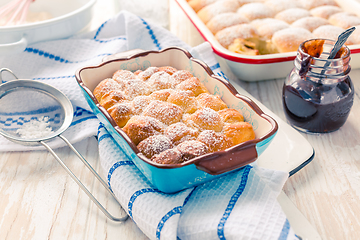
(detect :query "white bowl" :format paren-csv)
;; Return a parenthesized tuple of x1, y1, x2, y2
(0, 0, 96, 55)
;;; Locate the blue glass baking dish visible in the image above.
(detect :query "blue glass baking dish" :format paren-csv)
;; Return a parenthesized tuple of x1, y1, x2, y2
(75, 46, 278, 193)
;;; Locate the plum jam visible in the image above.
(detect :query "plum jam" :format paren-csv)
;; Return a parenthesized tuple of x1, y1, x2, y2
(282, 39, 354, 133)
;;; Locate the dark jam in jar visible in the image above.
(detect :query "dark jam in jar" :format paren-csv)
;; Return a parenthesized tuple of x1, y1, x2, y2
(282, 39, 354, 133)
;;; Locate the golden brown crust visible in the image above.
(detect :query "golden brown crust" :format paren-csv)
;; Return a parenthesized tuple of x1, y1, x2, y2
(98, 90, 126, 110)
(167, 90, 198, 114)
(175, 77, 209, 96)
(93, 78, 121, 103)
(158, 66, 178, 75)
(146, 71, 175, 91)
(112, 70, 137, 82)
(271, 27, 314, 53)
(107, 101, 134, 128)
(183, 107, 224, 132)
(197, 130, 233, 152)
(218, 108, 244, 123)
(137, 134, 173, 159)
(151, 149, 183, 164)
(215, 24, 259, 48)
(176, 140, 209, 161)
(142, 100, 183, 125)
(164, 122, 199, 145)
(122, 116, 165, 145)
(196, 93, 228, 111)
(223, 122, 256, 145)
(197, 0, 240, 24)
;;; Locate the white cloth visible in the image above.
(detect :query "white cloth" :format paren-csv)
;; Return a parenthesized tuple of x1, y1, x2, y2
(0, 11, 298, 240)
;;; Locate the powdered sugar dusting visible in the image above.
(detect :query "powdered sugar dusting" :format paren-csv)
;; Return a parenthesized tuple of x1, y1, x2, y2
(16, 116, 54, 139)
(137, 134, 173, 158)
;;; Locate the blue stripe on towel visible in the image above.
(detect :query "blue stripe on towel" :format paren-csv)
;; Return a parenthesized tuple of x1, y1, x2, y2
(92, 20, 127, 42)
(156, 206, 182, 240)
(210, 63, 220, 71)
(69, 115, 97, 127)
(139, 17, 161, 50)
(33, 75, 74, 81)
(217, 165, 252, 239)
(128, 188, 161, 219)
(107, 160, 135, 192)
(278, 219, 291, 240)
(98, 133, 111, 143)
(183, 187, 197, 206)
(93, 20, 108, 39)
(25, 47, 111, 63)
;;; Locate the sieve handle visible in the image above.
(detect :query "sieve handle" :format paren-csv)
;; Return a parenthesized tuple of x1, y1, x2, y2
(0, 68, 19, 83)
(40, 137, 128, 222)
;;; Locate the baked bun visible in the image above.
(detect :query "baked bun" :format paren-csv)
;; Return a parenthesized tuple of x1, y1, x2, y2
(254, 18, 289, 40)
(328, 12, 360, 29)
(215, 23, 259, 48)
(264, 0, 301, 14)
(112, 69, 137, 82)
(164, 122, 199, 145)
(237, 3, 275, 21)
(132, 95, 152, 115)
(299, 0, 338, 10)
(218, 108, 244, 123)
(107, 101, 134, 128)
(206, 12, 249, 34)
(149, 89, 175, 101)
(183, 107, 224, 132)
(197, 130, 233, 152)
(291, 16, 329, 32)
(146, 71, 175, 91)
(310, 5, 342, 19)
(167, 90, 198, 114)
(137, 67, 160, 80)
(275, 8, 311, 24)
(176, 140, 209, 161)
(272, 27, 314, 53)
(223, 122, 256, 145)
(143, 100, 183, 125)
(122, 116, 165, 145)
(99, 90, 126, 110)
(196, 93, 228, 111)
(93, 78, 121, 102)
(137, 134, 173, 159)
(151, 149, 183, 164)
(158, 66, 177, 75)
(121, 79, 152, 99)
(312, 25, 356, 45)
(170, 70, 193, 85)
(188, 0, 217, 12)
(197, 0, 240, 24)
(175, 77, 209, 96)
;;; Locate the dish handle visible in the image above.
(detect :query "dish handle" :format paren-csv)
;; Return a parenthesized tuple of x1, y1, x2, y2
(195, 143, 258, 175)
(0, 37, 27, 55)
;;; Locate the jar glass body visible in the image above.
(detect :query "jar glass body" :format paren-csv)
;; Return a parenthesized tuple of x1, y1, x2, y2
(282, 39, 354, 133)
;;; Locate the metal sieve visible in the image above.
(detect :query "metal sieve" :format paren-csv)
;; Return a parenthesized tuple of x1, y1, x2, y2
(0, 68, 127, 221)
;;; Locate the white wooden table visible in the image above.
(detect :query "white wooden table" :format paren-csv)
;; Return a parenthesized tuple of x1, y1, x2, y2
(1, 1, 360, 239)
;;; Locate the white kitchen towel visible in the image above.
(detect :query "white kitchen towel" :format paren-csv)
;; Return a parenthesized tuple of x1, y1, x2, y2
(0, 11, 298, 240)
(99, 124, 297, 240)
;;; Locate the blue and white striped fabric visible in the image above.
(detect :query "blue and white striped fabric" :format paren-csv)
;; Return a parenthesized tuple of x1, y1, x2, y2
(0, 11, 298, 240)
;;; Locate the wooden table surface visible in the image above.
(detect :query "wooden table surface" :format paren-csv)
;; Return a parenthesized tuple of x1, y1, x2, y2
(1, 1, 360, 239)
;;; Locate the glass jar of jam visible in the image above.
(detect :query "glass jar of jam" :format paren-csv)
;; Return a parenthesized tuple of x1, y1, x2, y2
(282, 39, 354, 133)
